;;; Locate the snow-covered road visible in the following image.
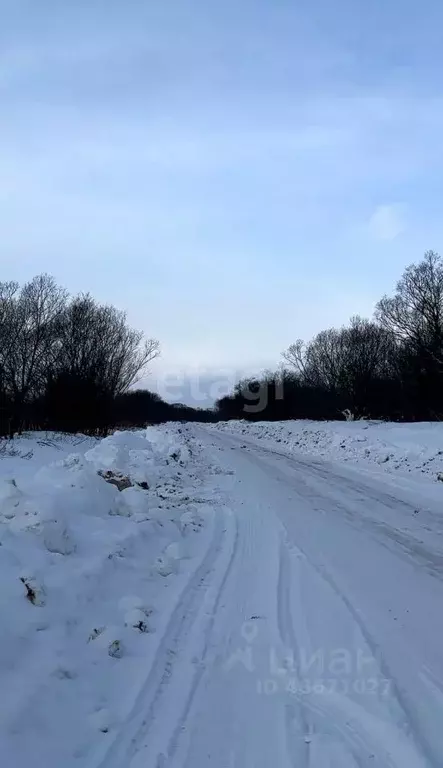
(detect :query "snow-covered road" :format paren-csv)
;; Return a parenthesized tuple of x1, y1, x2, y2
(137, 425, 443, 768)
(3, 424, 443, 767)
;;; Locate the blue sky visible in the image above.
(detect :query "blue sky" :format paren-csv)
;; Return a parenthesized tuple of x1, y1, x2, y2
(1, 0, 443, 403)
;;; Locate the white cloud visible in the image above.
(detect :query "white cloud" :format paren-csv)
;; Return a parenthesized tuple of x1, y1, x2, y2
(368, 204, 406, 241)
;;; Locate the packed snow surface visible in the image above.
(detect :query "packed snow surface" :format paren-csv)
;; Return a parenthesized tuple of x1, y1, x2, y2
(2, 421, 443, 767)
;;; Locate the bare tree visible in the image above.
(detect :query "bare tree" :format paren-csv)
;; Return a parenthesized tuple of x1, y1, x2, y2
(282, 339, 306, 378)
(40, 294, 159, 433)
(283, 318, 396, 417)
(0, 275, 160, 435)
(0, 281, 20, 434)
(375, 251, 443, 417)
(0, 275, 67, 431)
(56, 297, 159, 395)
(95, 305, 159, 395)
(376, 250, 443, 356)
(283, 329, 347, 390)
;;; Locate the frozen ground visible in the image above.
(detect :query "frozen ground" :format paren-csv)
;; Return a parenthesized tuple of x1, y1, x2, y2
(213, 419, 443, 483)
(2, 422, 443, 767)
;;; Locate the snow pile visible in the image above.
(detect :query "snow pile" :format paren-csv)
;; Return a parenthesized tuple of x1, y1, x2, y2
(0, 425, 219, 768)
(214, 419, 443, 482)
(0, 431, 96, 481)
(83, 426, 202, 490)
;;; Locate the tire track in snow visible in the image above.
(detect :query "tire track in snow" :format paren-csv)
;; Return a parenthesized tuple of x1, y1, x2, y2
(159, 507, 240, 765)
(277, 540, 313, 767)
(277, 534, 432, 767)
(230, 431, 443, 579)
(218, 429, 437, 766)
(278, 536, 379, 766)
(89, 507, 234, 768)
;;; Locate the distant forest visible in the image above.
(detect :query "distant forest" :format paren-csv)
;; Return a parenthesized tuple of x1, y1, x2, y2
(0, 275, 213, 437)
(217, 251, 443, 423)
(2, 251, 443, 436)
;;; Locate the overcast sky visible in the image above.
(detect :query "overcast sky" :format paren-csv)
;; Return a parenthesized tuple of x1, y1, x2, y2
(1, 0, 443, 404)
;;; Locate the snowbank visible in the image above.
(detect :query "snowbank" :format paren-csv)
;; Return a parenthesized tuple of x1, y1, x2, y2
(214, 419, 443, 483)
(0, 425, 221, 768)
(0, 431, 96, 480)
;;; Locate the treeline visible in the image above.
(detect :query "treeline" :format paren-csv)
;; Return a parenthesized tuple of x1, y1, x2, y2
(216, 251, 443, 422)
(0, 274, 213, 437)
(7, 251, 443, 434)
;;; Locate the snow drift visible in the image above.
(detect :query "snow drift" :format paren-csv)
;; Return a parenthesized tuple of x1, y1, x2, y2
(0, 425, 221, 768)
(214, 419, 443, 483)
